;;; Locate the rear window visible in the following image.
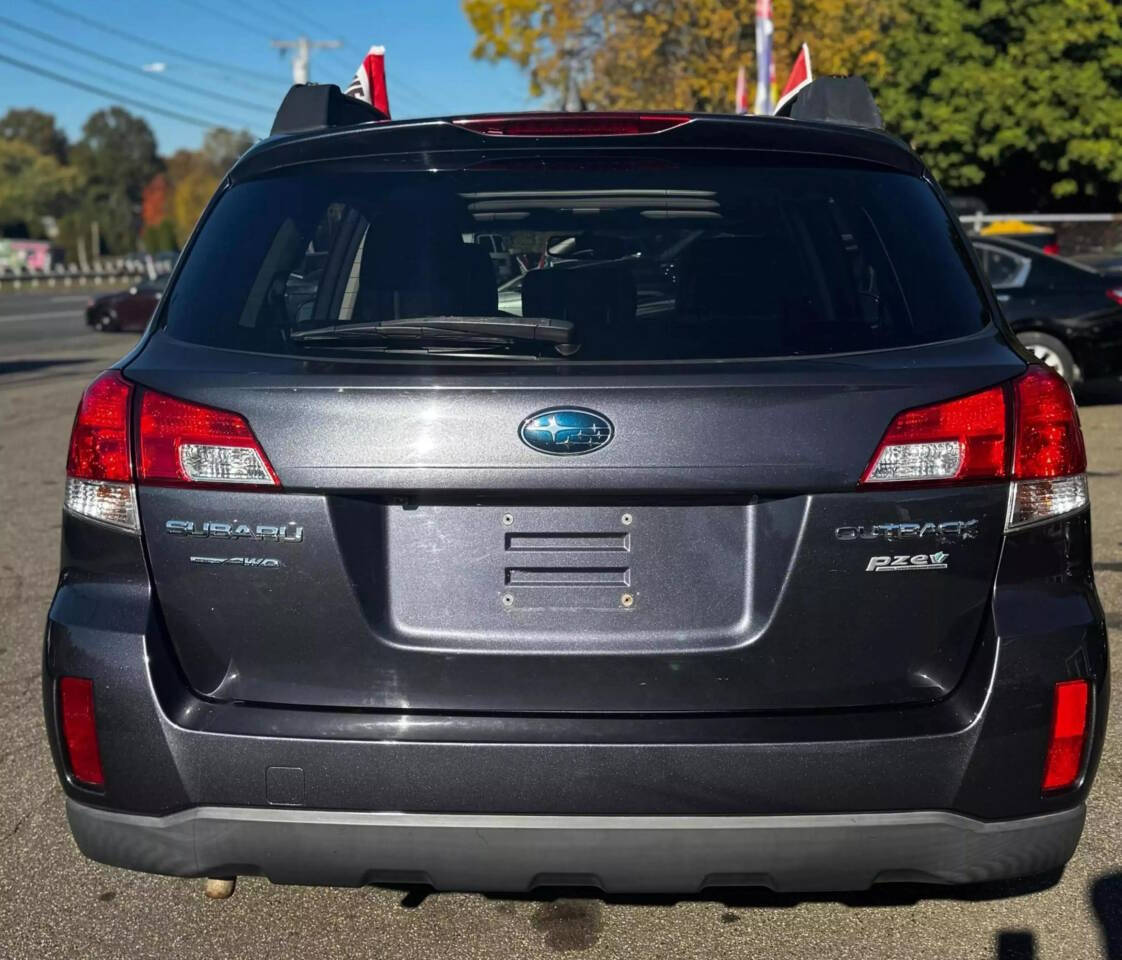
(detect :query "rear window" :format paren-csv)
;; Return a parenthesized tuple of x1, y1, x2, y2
(164, 159, 989, 364)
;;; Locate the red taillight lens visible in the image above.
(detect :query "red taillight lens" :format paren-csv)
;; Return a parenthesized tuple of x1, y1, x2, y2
(66, 370, 132, 482)
(861, 385, 1008, 485)
(138, 389, 279, 487)
(860, 366, 1089, 527)
(1042, 679, 1090, 792)
(1006, 365, 1089, 529)
(65, 371, 138, 531)
(59, 676, 104, 788)
(1106, 288, 1122, 307)
(1011, 366, 1086, 478)
(1042, 242, 1060, 256)
(455, 114, 690, 137)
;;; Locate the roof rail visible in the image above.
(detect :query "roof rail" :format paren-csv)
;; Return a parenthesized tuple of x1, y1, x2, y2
(773, 77, 883, 130)
(271, 83, 388, 136)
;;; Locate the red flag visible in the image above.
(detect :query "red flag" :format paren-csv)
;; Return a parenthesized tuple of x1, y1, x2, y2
(735, 64, 749, 115)
(775, 43, 813, 114)
(345, 45, 391, 119)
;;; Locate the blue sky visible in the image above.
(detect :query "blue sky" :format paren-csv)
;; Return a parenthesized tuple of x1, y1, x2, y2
(0, 0, 533, 154)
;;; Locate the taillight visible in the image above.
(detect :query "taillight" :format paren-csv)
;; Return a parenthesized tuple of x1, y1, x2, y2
(1042, 679, 1090, 792)
(64, 370, 138, 531)
(59, 676, 104, 788)
(1107, 288, 1122, 306)
(1007, 366, 1087, 530)
(64, 372, 279, 528)
(1042, 242, 1060, 256)
(861, 385, 1007, 485)
(138, 389, 278, 487)
(861, 366, 1088, 530)
(454, 114, 690, 137)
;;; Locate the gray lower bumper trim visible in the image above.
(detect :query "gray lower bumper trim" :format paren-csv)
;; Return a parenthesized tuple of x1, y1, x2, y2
(67, 800, 1085, 893)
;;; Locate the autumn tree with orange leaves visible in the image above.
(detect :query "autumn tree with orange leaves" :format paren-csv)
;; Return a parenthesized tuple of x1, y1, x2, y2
(463, 0, 1122, 208)
(462, 0, 896, 113)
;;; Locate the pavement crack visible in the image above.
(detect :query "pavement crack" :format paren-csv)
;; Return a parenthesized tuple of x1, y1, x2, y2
(0, 782, 58, 845)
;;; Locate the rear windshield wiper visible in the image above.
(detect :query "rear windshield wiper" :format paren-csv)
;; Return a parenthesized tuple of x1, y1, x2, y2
(289, 316, 574, 345)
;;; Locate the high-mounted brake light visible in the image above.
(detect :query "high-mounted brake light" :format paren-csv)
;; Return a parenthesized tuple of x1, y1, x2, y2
(454, 114, 690, 137)
(59, 676, 104, 788)
(138, 389, 279, 487)
(64, 370, 138, 531)
(861, 366, 1088, 530)
(1042, 679, 1090, 792)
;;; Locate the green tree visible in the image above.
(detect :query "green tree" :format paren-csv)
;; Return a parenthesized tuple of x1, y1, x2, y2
(201, 127, 255, 175)
(0, 139, 80, 234)
(463, 0, 1122, 207)
(71, 107, 161, 204)
(141, 218, 178, 252)
(875, 0, 1122, 206)
(69, 107, 162, 253)
(0, 108, 69, 163)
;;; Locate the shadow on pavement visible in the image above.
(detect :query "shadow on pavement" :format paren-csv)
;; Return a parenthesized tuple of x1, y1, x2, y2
(995, 931, 1036, 959)
(393, 870, 1122, 958)
(1092, 873, 1122, 960)
(0, 357, 93, 377)
(388, 867, 1066, 913)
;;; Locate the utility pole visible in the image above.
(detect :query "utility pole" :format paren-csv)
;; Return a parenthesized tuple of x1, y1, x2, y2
(271, 36, 341, 85)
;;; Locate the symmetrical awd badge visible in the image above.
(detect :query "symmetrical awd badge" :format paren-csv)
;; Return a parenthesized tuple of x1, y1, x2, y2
(167, 519, 301, 569)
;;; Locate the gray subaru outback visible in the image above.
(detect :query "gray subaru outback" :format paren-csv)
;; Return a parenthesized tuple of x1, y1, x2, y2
(44, 81, 1108, 896)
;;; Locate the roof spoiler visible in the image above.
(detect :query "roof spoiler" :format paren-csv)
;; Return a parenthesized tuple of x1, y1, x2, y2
(773, 76, 883, 130)
(271, 83, 389, 136)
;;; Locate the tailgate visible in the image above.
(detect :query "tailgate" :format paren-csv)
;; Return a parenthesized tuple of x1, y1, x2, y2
(132, 335, 1017, 714)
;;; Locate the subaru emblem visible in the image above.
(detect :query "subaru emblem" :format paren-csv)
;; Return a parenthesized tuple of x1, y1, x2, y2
(520, 408, 613, 456)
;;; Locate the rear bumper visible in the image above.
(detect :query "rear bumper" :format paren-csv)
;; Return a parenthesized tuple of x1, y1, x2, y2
(67, 799, 1085, 892)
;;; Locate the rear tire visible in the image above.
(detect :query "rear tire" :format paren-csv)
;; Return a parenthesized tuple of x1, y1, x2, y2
(1018, 332, 1077, 383)
(93, 312, 118, 333)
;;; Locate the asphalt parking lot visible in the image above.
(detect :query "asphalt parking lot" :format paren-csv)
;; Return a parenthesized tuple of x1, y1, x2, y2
(0, 290, 1119, 960)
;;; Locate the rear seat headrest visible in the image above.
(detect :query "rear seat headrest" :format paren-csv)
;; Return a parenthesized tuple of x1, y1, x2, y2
(521, 262, 636, 326)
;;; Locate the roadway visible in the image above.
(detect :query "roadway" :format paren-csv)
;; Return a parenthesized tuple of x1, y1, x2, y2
(0, 290, 1119, 959)
(0, 291, 101, 354)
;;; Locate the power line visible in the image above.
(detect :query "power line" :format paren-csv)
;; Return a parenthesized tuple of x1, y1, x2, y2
(171, 0, 352, 92)
(207, 0, 452, 114)
(27, 0, 285, 85)
(0, 34, 261, 132)
(171, 0, 309, 46)
(0, 49, 261, 134)
(267, 0, 343, 40)
(0, 14, 273, 117)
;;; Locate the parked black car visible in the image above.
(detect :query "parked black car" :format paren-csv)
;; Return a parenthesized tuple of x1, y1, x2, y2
(85, 275, 168, 332)
(1074, 249, 1122, 275)
(973, 235, 1122, 382)
(45, 83, 1107, 896)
